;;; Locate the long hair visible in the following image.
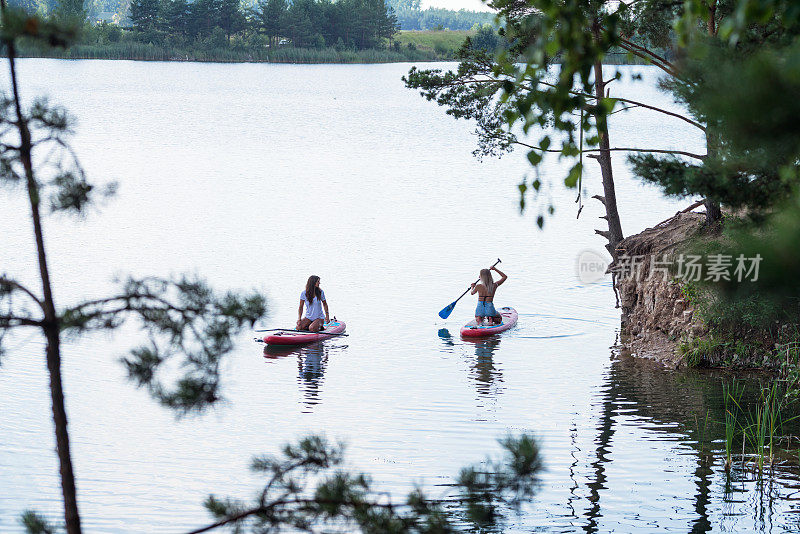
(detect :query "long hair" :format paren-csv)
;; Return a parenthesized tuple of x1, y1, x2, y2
(480, 269, 494, 294)
(305, 275, 321, 302)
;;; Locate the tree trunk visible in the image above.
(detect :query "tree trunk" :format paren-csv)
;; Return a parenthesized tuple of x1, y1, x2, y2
(592, 58, 625, 259)
(703, 0, 722, 224)
(46, 326, 81, 534)
(703, 199, 722, 222)
(7, 40, 82, 534)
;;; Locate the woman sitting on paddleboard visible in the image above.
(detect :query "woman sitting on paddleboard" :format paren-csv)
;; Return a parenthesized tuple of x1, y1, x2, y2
(470, 266, 507, 325)
(297, 275, 330, 332)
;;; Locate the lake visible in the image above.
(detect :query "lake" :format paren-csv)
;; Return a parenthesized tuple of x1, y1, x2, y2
(1, 59, 799, 532)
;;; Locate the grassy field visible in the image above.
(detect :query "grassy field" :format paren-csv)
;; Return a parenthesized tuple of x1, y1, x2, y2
(394, 30, 473, 57)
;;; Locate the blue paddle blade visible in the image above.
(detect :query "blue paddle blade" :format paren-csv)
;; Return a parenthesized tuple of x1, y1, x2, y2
(439, 302, 456, 319)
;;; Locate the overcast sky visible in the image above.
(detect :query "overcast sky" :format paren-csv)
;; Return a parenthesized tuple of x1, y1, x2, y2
(421, 0, 493, 12)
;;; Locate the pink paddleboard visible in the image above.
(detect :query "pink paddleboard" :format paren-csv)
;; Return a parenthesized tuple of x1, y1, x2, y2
(263, 320, 346, 345)
(460, 307, 518, 338)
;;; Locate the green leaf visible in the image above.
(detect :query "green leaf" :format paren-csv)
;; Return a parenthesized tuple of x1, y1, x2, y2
(539, 136, 551, 151)
(565, 163, 582, 188)
(561, 144, 580, 157)
(527, 150, 542, 166)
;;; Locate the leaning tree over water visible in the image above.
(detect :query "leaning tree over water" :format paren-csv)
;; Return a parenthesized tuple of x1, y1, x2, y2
(405, 0, 723, 260)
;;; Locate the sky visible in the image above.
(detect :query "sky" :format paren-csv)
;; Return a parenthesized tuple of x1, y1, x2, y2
(421, 0, 493, 12)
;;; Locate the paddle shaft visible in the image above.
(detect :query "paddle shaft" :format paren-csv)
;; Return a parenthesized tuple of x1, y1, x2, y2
(452, 258, 502, 307)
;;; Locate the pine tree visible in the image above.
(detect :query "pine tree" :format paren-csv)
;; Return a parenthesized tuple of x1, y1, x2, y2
(161, 0, 191, 35)
(217, 0, 245, 40)
(129, 0, 160, 31)
(257, 0, 287, 45)
(0, 7, 267, 534)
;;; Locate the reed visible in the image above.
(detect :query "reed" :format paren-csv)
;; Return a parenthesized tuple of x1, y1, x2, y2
(722, 379, 744, 472)
(738, 382, 796, 478)
(16, 41, 441, 64)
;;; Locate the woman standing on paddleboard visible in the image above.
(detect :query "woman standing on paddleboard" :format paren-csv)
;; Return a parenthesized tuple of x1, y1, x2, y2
(297, 275, 330, 332)
(470, 266, 507, 325)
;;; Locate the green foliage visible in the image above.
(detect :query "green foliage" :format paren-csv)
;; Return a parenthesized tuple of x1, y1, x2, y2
(679, 336, 726, 367)
(632, 38, 800, 215)
(404, 0, 690, 236)
(16, 32, 441, 61)
(629, 0, 800, 370)
(0, 21, 268, 415)
(126, 0, 399, 50)
(207, 25, 227, 49)
(130, 0, 160, 31)
(457, 434, 542, 527)
(702, 213, 800, 348)
(403, 29, 516, 159)
(777, 337, 800, 396)
(0, 8, 79, 48)
(468, 25, 502, 54)
(52, 0, 86, 22)
(0, 95, 113, 214)
(722, 379, 744, 471)
(197, 434, 542, 533)
(61, 275, 269, 413)
(20, 511, 59, 534)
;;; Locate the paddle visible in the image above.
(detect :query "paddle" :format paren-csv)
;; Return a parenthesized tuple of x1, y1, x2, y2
(438, 258, 501, 319)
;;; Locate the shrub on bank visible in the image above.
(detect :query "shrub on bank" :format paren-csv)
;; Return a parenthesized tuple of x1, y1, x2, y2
(675, 219, 800, 371)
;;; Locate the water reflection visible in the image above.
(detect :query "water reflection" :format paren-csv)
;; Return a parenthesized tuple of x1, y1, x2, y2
(572, 350, 800, 533)
(464, 337, 504, 398)
(437, 328, 455, 348)
(264, 343, 341, 413)
(438, 328, 504, 398)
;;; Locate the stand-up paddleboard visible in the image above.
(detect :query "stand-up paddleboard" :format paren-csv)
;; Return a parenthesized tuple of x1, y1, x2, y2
(263, 320, 346, 345)
(460, 307, 517, 338)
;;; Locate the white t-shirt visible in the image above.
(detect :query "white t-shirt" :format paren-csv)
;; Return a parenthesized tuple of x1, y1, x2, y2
(300, 289, 326, 321)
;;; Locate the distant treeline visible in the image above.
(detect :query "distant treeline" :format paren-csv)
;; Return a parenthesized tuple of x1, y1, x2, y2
(129, 0, 397, 49)
(8, 0, 496, 33)
(10, 0, 497, 63)
(387, 0, 495, 30)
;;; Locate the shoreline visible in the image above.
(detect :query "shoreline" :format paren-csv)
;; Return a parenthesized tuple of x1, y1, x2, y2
(16, 52, 653, 65)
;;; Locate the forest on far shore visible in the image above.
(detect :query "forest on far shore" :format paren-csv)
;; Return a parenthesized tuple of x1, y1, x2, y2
(8, 0, 495, 31)
(12, 0, 498, 62)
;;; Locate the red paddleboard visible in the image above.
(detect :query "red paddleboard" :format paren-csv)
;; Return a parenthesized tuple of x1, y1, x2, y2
(263, 320, 346, 345)
(460, 307, 518, 338)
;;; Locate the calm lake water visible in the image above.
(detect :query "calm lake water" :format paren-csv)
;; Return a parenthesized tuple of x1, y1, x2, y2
(2, 59, 799, 532)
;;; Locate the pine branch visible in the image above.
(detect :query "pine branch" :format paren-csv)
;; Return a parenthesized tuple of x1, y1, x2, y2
(185, 497, 404, 534)
(617, 35, 676, 73)
(590, 147, 705, 159)
(608, 96, 705, 131)
(0, 275, 44, 309)
(0, 314, 43, 327)
(516, 140, 705, 160)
